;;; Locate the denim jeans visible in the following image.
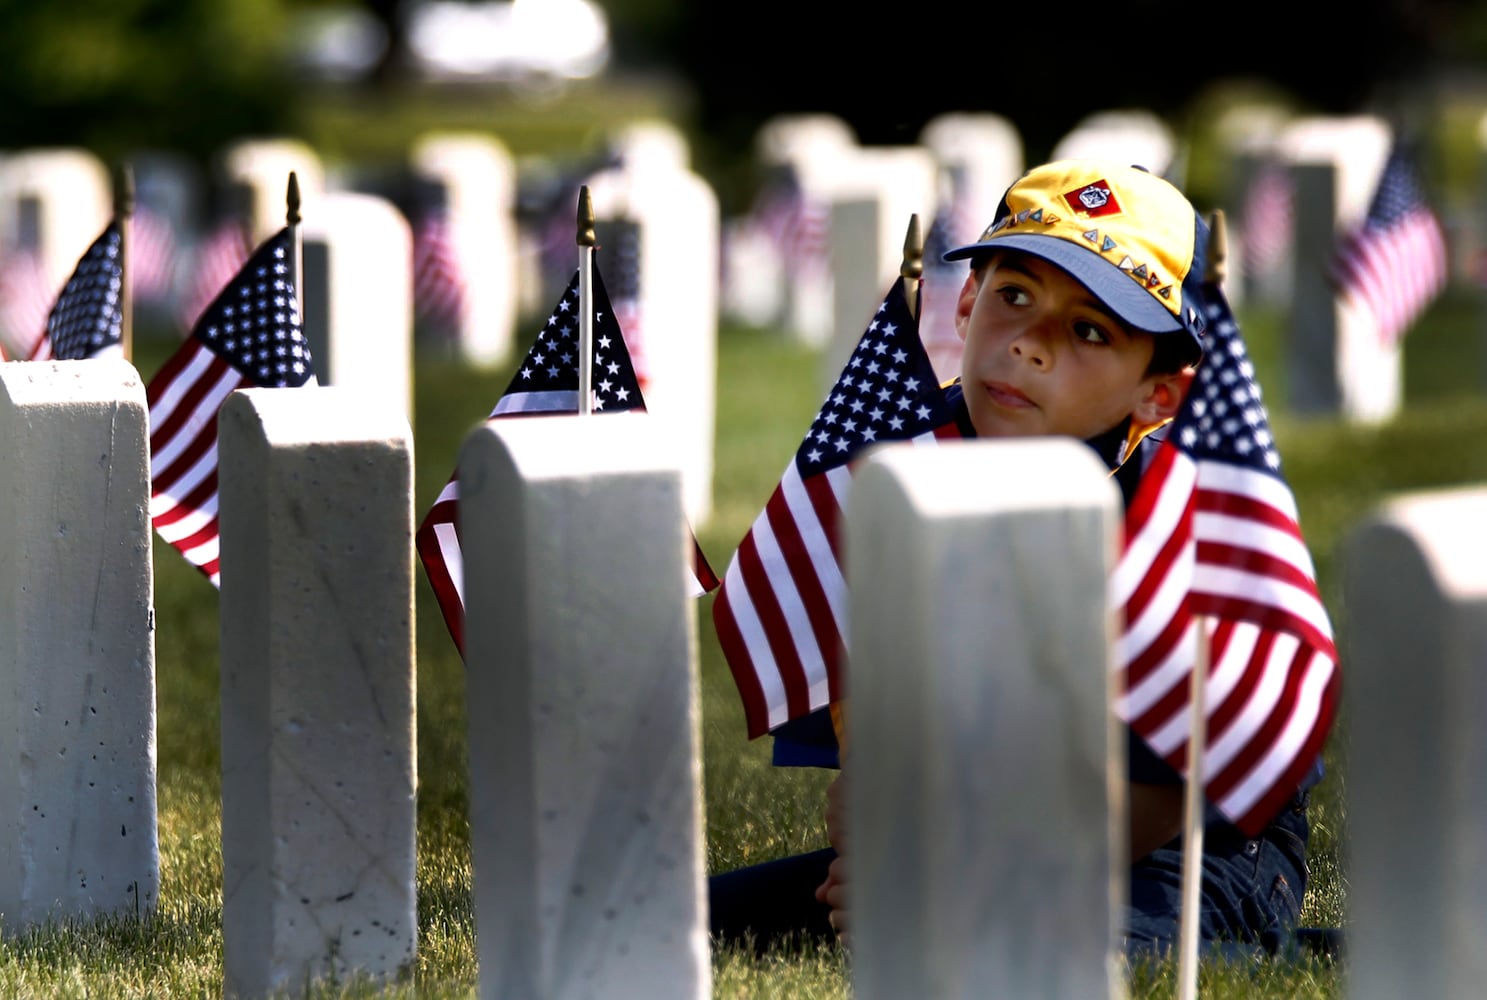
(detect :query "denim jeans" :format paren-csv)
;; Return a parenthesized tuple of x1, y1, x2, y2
(1123, 791, 1310, 961)
(708, 793, 1311, 961)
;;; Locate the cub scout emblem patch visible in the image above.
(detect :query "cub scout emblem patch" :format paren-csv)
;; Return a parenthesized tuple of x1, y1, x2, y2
(1063, 180, 1121, 218)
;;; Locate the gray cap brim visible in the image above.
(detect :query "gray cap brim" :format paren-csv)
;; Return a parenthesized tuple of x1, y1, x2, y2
(943, 232, 1184, 335)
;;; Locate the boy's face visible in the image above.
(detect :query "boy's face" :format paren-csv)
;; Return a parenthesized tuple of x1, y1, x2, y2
(954, 251, 1186, 441)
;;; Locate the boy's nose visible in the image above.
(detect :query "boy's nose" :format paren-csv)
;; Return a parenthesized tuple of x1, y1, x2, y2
(1008, 326, 1051, 369)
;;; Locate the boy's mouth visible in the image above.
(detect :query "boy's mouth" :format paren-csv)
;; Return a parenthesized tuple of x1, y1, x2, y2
(984, 381, 1036, 409)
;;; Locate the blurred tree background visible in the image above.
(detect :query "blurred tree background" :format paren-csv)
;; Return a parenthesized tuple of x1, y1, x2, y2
(0, 0, 298, 163)
(5, 0, 1487, 213)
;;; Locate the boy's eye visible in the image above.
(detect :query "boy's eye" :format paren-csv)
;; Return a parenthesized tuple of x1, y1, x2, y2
(995, 284, 1031, 306)
(1074, 320, 1112, 345)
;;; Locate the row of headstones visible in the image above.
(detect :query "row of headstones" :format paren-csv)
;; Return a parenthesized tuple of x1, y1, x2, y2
(6, 105, 1465, 440)
(0, 107, 1467, 501)
(0, 107, 1183, 542)
(0, 131, 721, 527)
(0, 111, 1146, 535)
(3, 359, 1481, 998)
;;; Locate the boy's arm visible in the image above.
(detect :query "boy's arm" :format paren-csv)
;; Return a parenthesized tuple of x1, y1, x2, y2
(1128, 781, 1185, 862)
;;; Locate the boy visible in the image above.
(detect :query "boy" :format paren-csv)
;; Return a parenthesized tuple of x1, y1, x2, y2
(710, 159, 1318, 961)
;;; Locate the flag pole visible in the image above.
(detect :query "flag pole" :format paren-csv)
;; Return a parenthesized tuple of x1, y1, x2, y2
(286, 171, 303, 321)
(901, 213, 923, 318)
(116, 162, 135, 362)
(576, 184, 596, 416)
(1176, 208, 1226, 1000)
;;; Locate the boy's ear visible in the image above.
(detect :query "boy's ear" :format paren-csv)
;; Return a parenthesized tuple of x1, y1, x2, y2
(1132, 367, 1195, 427)
(954, 271, 979, 342)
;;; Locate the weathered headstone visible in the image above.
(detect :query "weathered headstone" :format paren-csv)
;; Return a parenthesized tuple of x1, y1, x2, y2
(217, 386, 416, 999)
(459, 413, 709, 1000)
(847, 438, 1124, 1000)
(0, 359, 159, 931)
(301, 190, 414, 420)
(582, 120, 718, 527)
(410, 131, 520, 367)
(1342, 485, 1487, 1000)
(1278, 114, 1394, 422)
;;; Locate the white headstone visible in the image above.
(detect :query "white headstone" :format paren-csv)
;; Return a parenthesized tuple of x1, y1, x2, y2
(1341, 485, 1487, 1000)
(459, 413, 708, 1000)
(756, 114, 859, 171)
(219, 138, 326, 245)
(0, 359, 159, 930)
(582, 121, 718, 526)
(217, 386, 416, 999)
(823, 146, 939, 390)
(918, 113, 1024, 244)
(1278, 114, 1394, 422)
(847, 438, 1124, 1000)
(410, 131, 520, 367)
(301, 190, 414, 421)
(1051, 109, 1179, 179)
(755, 114, 860, 345)
(0, 149, 113, 355)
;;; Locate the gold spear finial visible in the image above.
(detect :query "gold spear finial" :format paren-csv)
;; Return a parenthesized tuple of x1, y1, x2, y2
(901, 213, 923, 282)
(1206, 209, 1227, 286)
(577, 185, 596, 247)
(286, 171, 301, 227)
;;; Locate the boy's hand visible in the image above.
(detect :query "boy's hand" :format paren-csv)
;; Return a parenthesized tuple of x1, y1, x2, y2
(814, 854, 849, 944)
(819, 770, 849, 942)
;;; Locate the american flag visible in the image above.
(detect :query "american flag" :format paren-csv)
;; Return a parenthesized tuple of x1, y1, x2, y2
(748, 170, 830, 272)
(412, 209, 467, 335)
(1328, 140, 1447, 347)
(176, 219, 253, 333)
(712, 274, 961, 739)
(128, 205, 178, 306)
(148, 226, 317, 586)
(0, 248, 56, 359)
(1111, 276, 1341, 837)
(30, 221, 124, 361)
(1238, 159, 1293, 283)
(415, 258, 720, 657)
(604, 218, 649, 393)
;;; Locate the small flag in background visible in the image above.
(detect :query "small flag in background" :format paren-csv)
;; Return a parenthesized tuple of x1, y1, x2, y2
(1112, 274, 1340, 838)
(415, 258, 720, 657)
(176, 219, 253, 333)
(148, 226, 317, 586)
(605, 218, 650, 393)
(31, 221, 124, 361)
(0, 248, 57, 360)
(128, 204, 178, 307)
(712, 274, 961, 740)
(747, 170, 830, 273)
(1328, 139, 1447, 347)
(412, 209, 467, 336)
(1238, 159, 1294, 283)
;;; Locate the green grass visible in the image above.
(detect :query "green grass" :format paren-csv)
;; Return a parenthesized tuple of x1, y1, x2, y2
(11, 284, 1487, 996)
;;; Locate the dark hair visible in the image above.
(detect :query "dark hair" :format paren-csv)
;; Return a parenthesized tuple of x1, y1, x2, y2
(1147, 330, 1202, 376)
(965, 250, 1202, 376)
